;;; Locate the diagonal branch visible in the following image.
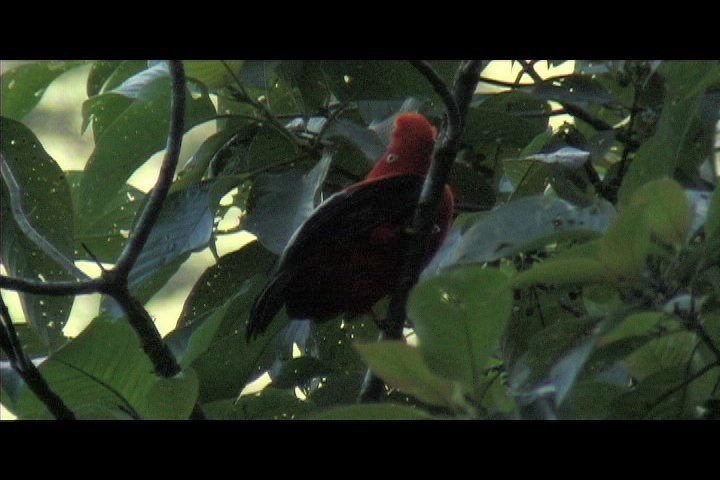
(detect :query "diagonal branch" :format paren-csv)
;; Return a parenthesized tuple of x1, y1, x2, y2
(0, 293, 75, 419)
(358, 60, 484, 403)
(113, 60, 187, 280)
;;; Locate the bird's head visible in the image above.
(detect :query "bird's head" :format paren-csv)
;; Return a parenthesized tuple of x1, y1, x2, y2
(366, 113, 437, 180)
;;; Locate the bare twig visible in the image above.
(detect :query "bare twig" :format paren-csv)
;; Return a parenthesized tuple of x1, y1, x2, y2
(0, 294, 75, 419)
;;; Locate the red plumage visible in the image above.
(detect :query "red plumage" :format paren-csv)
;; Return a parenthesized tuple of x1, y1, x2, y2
(246, 113, 455, 340)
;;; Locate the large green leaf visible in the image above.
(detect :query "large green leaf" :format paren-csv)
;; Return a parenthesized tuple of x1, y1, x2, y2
(508, 316, 600, 406)
(188, 275, 290, 403)
(354, 341, 458, 408)
(463, 91, 550, 154)
(628, 178, 690, 247)
(100, 179, 231, 317)
(1, 315, 197, 419)
(203, 387, 314, 420)
(426, 195, 615, 274)
(510, 257, 610, 289)
(618, 61, 720, 205)
(608, 366, 689, 419)
(319, 61, 454, 102)
(66, 171, 146, 263)
(408, 267, 512, 390)
(0, 61, 86, 119)
(76, 67, 216, 221)
(175, 241, 277, 329)
(1, 117, 76, 347)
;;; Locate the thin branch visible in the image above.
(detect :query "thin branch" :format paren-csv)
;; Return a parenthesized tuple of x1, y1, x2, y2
(478, 75, 537, 89)
(0, 293, 75, 419)
(0, 275, 104, 296)
(358, 60, 483, 403)
(220, 61, 301, 148)
(516, 60, 543, 84)
(643, 361, 720, 418)
(114, 60, 186, 280)
(1, 156, 89, 281)
(408, 61, 461, 134)
(560, 102, 614, 132)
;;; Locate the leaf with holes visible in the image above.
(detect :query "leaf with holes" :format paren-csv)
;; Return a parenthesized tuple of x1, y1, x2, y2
(1, 117, 76, 347)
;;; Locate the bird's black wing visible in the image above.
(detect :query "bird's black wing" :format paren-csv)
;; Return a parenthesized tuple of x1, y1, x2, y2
(246, 174, 425, 340)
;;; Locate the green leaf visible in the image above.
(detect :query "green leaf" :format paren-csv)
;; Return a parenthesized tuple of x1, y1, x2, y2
(508, 316, 599, 402)
(618, 61, 720, 205)
(1, 315, 195, 419)
(306, 403, 434, 420)
(189, 277, 290, 403)
(1, 117, 76, 347)
(609, 366, 688, 419)
(0, 61, 86, 119)
(354, 341, 459, 408)
(77, 72, 216, 220)
(510, 258, 610, 289)
(86, 61, 123, 97)
(143, 368, 199, 420)
(321, 118, 386, 162)
(705, 186, 720, 239)
(629, 178, 690, 247)
(244, 152, 332, 254)
(528, 74, 613, 107)
(0, 323, 48, 362)
(305, 372, 364, 407)
(599, 202, 653, 280)
(463, 92, 550, 152)
(622, 331, 697, 381)
(276, 61, 331, 113)
(66, 171, 146, 263)
(271, 356, 333, 390)
(409, 267, 512, 389)
(319, 61, 446, 102)
(204, 387, 314, 420)
(559, 379, 630, 420)
(184, 61, 244, 89)
(176, 241, 277, 329)
(430, 195, 615, 272)
(97, 60, 149, 95)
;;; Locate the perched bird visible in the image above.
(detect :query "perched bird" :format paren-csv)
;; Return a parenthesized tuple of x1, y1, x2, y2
(246, 113, 454, 341)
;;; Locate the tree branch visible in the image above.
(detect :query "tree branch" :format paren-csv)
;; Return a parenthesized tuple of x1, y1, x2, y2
(643, 360, 720, 418)
(0, 293, 75, 419)
(358, 60, 483, 403)
(0, 60, 206, 420)
(113, 60, 186, 280)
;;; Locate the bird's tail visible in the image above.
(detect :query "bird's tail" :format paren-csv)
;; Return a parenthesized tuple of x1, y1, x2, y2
(246, 273, 288, 342)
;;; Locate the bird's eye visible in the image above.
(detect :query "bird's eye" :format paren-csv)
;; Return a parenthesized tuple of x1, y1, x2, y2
(386, 154, 399, 163)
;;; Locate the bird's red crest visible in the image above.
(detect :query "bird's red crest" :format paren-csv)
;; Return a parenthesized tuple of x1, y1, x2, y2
(366, 113, 437, 180)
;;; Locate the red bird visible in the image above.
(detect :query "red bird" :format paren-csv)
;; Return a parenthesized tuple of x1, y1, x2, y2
(246, 113, 455, 340)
